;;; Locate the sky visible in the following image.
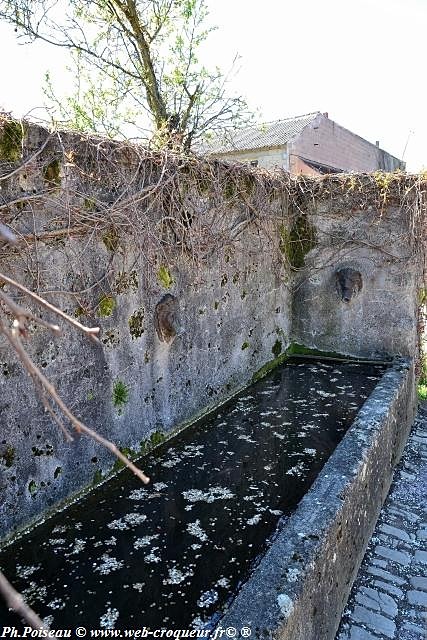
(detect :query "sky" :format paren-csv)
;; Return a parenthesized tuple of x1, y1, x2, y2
(0, 0, 426, 171)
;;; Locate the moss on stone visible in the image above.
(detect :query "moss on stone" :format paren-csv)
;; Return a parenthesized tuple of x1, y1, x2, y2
(157, 265, 173, 289)
(98, 295, 116, 317)
(1, 445, 15, 468)
(241, 341, 250, 350)
(102, 227, 119, 252)
(252, 341, 368, 384)
(252, 352, 289, 383)
(128, 308, 145, 339)
(92, 469, 103, 485)
(43, 159, 61, 186)
(84, 197, 96, 211)
(0, 120, 25, 162)
(112, 380, 129, 412)
(279, 214, 316, 270)
(272, 339, 282, 358)
(140, 430, 166, 455)
(28, 480, 38, 496)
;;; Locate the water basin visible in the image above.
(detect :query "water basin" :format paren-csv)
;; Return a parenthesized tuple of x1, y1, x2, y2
(0, 358, 386, 630)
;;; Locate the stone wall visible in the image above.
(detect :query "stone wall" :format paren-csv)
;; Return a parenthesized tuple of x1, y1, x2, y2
(0, 121, 424, 540)
(291, 199, 420, 358)
(0, 121, 292, 539)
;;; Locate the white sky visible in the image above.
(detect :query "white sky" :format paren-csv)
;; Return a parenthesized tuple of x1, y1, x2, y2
(1, 0, 426, 171)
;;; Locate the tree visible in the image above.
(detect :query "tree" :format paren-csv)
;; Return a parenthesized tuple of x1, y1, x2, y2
(0, 0, 252, 148)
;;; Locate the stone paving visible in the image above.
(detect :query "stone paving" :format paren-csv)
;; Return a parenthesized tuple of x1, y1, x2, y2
(336, 403, 427, 640)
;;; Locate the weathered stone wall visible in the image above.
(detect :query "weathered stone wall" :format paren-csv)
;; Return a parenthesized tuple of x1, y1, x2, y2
(292, 198, 421, 359)
(0, 122, 292, 539)
(0, 121, 424, 540)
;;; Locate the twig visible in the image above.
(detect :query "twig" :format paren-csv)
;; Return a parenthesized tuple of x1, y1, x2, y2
(0, 569, 47, 630)
(0, 272, 100, 343)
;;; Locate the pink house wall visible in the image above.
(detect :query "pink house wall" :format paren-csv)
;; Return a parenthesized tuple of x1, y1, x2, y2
(289, 114, 403, 174)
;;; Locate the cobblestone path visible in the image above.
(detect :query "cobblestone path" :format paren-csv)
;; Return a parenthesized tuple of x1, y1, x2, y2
(336, 403, 427, 640)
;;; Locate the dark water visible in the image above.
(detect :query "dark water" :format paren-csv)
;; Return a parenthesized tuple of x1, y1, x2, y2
(0, 359, 385, 630)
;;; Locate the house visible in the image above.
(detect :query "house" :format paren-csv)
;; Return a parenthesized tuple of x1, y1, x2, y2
(204, 112, 404, 175)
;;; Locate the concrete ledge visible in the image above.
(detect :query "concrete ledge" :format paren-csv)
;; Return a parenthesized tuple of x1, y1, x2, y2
(217, 358, 417, 639)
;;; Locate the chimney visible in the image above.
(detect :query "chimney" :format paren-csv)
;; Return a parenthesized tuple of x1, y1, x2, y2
(375, 141, 380, 147)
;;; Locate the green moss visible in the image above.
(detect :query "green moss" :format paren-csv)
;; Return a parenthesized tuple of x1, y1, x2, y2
(112, 380, 129, 412)
(102, 227, 119, 252)
(150, 431, 165, 447)
(128, 308, 145, 339)
(98, 295, 116, 317)
(43, 159, 61, 186)
(241, 341, 250, 350)
(0, 120, 25, 162)
(214, 301, 219, 310)
(252, 352, 289, 383)
(279, 215, 316, 270)
(87, 390, 94, 401)
(1, 445, 15, 468)
(115, 270, 138, 294)
(272, 339, 282, 358)
(92, 469, 103, 485)
(241, 290, 247, 300)
(251, 341, 376, 384)
(418, 384, 427, 400)
(74, 306, 85, 318)
(144, 350, 150, 363)
(157, 265, 173, 289)
(220, 274, 228, 287)
(28, 480, 38, 496)
(84, 197, 96, 211)
(140, 430, 166, 455)
(232, 272, 240, 284)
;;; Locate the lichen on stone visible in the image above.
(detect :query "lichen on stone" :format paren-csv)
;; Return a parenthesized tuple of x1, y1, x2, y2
(0, 445, 15, 468)
(114, 270, 138, 293)
(128, 308, 145, 339)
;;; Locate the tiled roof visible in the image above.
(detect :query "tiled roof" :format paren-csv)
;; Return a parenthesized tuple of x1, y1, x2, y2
(203, 112, 320, 154)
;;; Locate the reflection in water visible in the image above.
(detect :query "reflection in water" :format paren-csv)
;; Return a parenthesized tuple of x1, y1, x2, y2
(0, 359, 385, 630)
